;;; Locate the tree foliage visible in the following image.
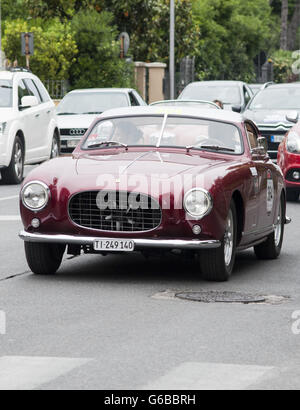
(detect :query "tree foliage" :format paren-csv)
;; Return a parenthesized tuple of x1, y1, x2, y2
(192, 0, 278, 82)
(69, 10, 135, 89)
(2, 19, 78, 81)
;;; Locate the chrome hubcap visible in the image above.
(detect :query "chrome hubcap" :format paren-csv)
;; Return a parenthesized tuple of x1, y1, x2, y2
(224, 209, 234, 266)
(274, 201, 282, 247)
(14, 142, 23, 178)
(51, 138, 59, 158)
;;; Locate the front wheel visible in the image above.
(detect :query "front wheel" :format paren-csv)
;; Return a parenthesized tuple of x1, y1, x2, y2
(254, 194, 285, 260)
(200, 200, 237, 282)
(25, 242, 65, 275)
(50, 132, 60, 159)
(1, 136, 24, 184)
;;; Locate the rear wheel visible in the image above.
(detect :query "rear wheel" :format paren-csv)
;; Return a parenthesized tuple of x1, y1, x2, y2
(286, 189, 299, 202)
(200, 200, 237, 282)
(254, 194, 285, 260)
(1, 136, 24, 184)
(25, 242, 65, 275)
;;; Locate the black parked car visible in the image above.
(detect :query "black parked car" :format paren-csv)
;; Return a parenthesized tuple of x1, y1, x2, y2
(244, 83, 300, 160)
(178, 81, 253, 113)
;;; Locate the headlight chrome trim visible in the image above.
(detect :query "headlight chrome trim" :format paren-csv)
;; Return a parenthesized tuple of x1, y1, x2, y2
(21, 181, 51, 212)
(183, 188, 213, 220)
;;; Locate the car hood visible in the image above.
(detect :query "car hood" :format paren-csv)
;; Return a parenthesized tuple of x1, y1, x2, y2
(75, 150, 233, 181)
(57, 114, 99, 129)
(244, 109, 297, 127)
(25, 150, 240, 198)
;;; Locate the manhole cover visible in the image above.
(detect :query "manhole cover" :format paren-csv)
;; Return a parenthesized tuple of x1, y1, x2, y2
(175, 291, 266, 304)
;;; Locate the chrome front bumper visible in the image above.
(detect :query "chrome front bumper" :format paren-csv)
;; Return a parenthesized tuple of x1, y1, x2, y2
(19, 231, 221, 250)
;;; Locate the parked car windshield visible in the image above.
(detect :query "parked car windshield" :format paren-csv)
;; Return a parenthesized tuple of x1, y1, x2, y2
(0, 79, 13, 107)
(248, 87, 300, 110)
(57, 92, 129, 115)
(83, 115, 243, 154)
(180, 85, 241, 105)
(151, 100, 220, 109)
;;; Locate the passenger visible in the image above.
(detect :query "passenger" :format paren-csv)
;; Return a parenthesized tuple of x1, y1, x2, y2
(213, 100, 224, 109)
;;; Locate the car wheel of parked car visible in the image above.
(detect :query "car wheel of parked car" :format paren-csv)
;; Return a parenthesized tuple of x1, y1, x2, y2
(286, 189, 299, 202)
(50, 132, 60, 159)
(254, 194, 285, 260)
(200, 200, 237, 282)
(25, 242, 66, 275)
(1, 136, 24, 185)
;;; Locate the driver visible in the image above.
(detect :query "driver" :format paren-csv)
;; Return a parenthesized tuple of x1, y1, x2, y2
(115, 121, 144, 145)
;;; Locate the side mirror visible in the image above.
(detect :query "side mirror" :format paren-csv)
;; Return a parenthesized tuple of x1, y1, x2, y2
(286, 111, 299, 124)
(257, 136, 268, 153)
(232, 105, 242, 113)
(20, 96, 39, 109)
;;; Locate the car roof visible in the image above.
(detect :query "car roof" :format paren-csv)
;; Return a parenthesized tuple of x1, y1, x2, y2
(100, 106, 244, 123)
(263, 83, 300, 89)
(185, 81, 245, 87)
(68, 88, 134, 94)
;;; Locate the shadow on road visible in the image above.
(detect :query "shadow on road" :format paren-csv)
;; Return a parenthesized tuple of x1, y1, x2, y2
(25, 249, 266, 285)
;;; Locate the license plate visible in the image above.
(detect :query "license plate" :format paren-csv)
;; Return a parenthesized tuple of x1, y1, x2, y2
(67, 140, 79, 148)
(93, 239, 135, 252)
(271, 135, 284, 143)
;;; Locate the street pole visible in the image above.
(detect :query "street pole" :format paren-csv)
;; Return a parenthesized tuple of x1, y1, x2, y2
(170, 0, 175, 99)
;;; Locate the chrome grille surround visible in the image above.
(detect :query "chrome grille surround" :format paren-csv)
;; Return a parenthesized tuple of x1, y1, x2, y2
(69, 191, 162, 233)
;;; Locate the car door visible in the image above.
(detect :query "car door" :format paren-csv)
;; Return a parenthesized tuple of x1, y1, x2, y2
(246, 122, 275, 232)
(23, 78, 50, 158)
(18, 79, 41, 162)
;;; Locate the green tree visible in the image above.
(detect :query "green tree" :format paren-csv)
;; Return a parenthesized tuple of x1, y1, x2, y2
(102, 0, 198, 64)
(192, 0, 278, 81)
(1, 0, 27, 21)
(24, 0, 103, 19)
(69, 10, 135, 89)
(2, 19, 78, 81)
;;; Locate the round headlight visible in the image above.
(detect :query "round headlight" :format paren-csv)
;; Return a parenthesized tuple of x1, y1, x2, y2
(184, 189, 212, 219)
(21, 182, 50, 211)
(287, 132, 300, 153)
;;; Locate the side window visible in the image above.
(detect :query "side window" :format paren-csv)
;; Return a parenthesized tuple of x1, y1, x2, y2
(246, 123, 258, 150)
(18, 80, 31, 108)
(129, 92, 139, 106)
(34, 78, 51, 103)
(23, 79, 42, 103)
(244, 87, 251, 105)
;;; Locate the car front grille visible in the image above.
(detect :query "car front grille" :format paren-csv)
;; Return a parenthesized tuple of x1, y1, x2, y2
(69, 191, 162, 232)
(60, 128, 88, 136)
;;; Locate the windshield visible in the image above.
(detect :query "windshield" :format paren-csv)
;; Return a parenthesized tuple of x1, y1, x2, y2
(249, 87, 300, 110)
(83, 115, 243, 154)
(180, 85, 241, 105)
(0, 80, 13, 108)
(151, 100, 219, 109)
(57, 92, 129, 115)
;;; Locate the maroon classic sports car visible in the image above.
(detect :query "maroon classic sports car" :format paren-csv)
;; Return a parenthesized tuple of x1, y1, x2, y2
(19, 107, 289, 282)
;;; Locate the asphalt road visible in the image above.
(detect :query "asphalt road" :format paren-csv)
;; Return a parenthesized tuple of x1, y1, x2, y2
(0, 166, 300, 390)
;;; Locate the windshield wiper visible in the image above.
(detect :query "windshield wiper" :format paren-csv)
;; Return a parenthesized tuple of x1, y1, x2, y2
(199, 145, 235, 152)
(82, 111, 103, 114)
(87, 141, 128, 150)
(57, 112, 78, 116)
(187, 145, 235, 153)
